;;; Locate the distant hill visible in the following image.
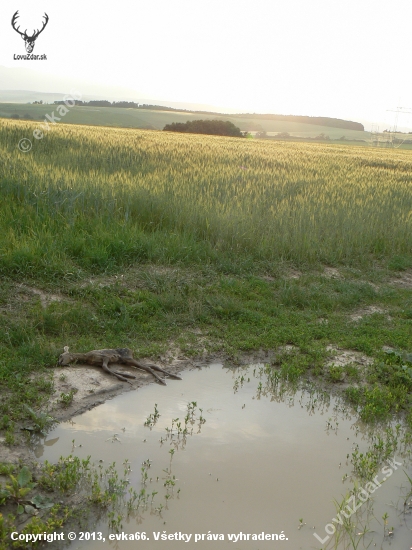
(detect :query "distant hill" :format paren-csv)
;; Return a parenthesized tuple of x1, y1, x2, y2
(0, 62, 364, 132)
(0, 101, 370, 142)
(52, 99, 364, 132)
(0, 67, 371, 131)
(0, 90, 68, 103)
(0, 66, 237, 112)
(232, 114, 364, 131)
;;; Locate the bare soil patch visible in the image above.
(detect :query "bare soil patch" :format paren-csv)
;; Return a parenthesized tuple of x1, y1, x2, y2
(78, 265, 194, 293)
(349, 305, 388, 322)
(16, 284, 64, 309)
(286, 269, 302, 279)
(326, 344, 373, 368)
(389, 270, 412, 289)
(322, 267, 342, 279)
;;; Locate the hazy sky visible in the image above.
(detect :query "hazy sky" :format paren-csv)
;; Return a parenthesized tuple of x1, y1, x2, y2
(1, 0, 412, 127)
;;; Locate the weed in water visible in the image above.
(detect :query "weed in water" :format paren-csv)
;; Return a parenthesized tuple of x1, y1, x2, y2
(144, 403, 161, 427)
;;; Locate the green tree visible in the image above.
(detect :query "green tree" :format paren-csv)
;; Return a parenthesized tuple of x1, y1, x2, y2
(163, 119, 244, 137)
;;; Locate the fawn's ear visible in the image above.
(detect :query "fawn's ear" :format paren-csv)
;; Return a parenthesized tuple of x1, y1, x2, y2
(63, 346, 69, 353)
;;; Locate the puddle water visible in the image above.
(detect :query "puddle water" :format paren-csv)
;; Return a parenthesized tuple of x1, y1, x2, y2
(37, 364, 412, 549)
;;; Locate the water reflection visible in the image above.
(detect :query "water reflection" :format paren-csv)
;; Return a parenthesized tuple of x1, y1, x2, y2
(36, 363, 412, 549)
(31, 435, 60, 458)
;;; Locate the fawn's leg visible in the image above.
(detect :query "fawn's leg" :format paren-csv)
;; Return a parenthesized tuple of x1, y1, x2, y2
(111, 370, 136, 379)
(145, 363, 182, 380)
(101, 357, 133, 384)
(124, 359, 167, 385)
(127, 359, 181, 380)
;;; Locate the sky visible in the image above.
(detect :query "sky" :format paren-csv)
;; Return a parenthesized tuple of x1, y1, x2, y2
(1, 0, 412, 129)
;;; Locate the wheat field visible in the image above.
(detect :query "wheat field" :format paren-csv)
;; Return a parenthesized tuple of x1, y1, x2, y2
(1, 119, 411, 275)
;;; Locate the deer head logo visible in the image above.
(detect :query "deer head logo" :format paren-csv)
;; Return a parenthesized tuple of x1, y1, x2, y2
(11, 11, 49, 53)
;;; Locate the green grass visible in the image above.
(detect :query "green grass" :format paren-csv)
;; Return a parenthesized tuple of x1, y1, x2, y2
(1, 262, 412, 422)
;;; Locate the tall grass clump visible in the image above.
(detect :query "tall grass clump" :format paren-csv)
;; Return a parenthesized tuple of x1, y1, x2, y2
(1, 119, 412, 278)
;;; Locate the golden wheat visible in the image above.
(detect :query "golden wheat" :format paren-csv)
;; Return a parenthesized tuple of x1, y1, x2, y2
(1, 119, 412, 264)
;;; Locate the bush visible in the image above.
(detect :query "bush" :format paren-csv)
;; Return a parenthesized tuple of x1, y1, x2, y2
(163, 119, 244, 137)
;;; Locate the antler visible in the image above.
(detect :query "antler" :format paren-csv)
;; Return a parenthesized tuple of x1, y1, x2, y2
(11, 11, 49, 40)
(11, 11, 25, 36)
(32, 13, 49, 40)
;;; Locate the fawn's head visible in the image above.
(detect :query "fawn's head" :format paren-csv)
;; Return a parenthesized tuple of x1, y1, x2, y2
(58, 346, 73, 366)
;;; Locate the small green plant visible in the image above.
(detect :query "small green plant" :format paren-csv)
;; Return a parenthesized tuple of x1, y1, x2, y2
(0, 466, 36, 514)
(344, 364, 361, 383)
(23, 404, 56, 434)
(328, 365, 345, 383)
(0, 464, 16, 476)
(107, 510, 123, 532)
(39, 456, 91, 493)
(381, 512, 394, 538)
(298, 518, 306, 530)
(0, 505, 70, 550)
(0, 416, 11, 431)
(4, 431, 15, 446)
(59, 389, 77, 407)
(144, 404, 161, 427)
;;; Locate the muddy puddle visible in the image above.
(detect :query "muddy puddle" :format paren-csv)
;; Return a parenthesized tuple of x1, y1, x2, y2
(36, 364, 412, 549)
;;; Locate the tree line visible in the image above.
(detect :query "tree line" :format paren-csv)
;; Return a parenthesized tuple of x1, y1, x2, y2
(53, 100, 179, 110)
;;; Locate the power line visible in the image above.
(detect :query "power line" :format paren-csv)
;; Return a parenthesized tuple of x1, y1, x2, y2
(372, 106, 412, 148)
